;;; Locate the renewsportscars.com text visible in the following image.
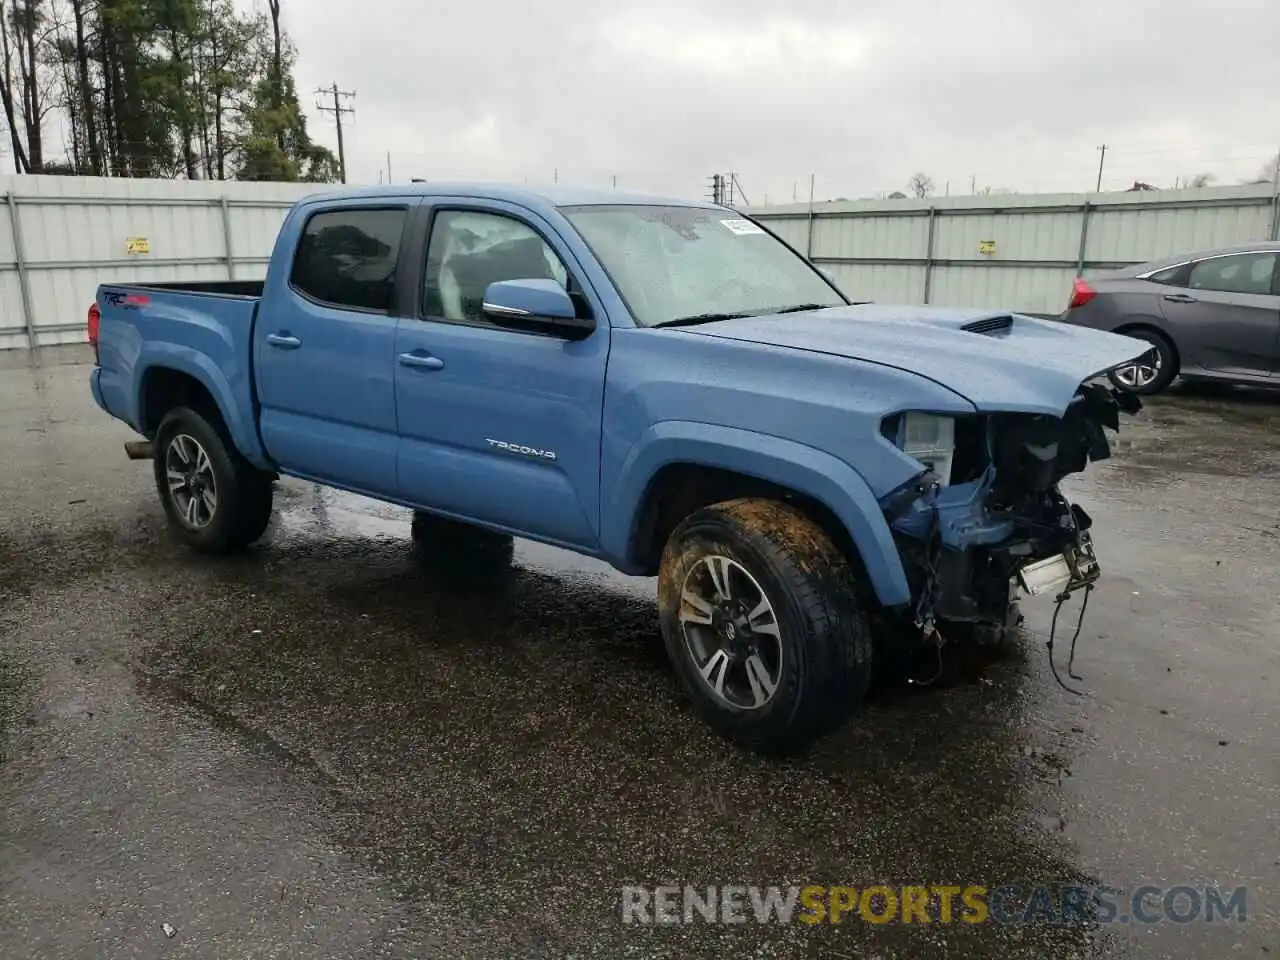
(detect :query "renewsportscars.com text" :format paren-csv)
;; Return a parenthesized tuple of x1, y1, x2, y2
(620, 884, 1248, 926)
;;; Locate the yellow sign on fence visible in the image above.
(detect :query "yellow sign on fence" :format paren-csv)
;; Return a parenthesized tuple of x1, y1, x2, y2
(978, 239, 996, 255)
(125, 237, 150, 255)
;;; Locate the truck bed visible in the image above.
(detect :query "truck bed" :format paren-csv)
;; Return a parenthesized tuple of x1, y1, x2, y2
(92, 280, 263, 454)
(112, 279, 264, 299)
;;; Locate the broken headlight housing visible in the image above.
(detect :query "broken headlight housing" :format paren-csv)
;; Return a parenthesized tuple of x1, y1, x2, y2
(886, 412, 957, 486)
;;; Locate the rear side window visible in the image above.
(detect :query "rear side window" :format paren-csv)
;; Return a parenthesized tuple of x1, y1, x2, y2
(1187, 252, 1277, 296)
(290, 207, 407, 312)
(1146, 264, 1188, 286)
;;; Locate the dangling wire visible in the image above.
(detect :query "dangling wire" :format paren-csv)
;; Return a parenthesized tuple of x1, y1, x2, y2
(907, 624, 945, 687)
(1065, 582, 1093, 680)
(1045, 584, 1092, 696)
(908, 501, 946, 687)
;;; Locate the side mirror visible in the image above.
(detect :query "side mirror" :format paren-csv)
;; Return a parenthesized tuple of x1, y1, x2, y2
(481, 278, 594, 338)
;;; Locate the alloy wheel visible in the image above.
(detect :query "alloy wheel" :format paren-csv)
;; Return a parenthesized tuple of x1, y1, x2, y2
(678, 554, 784, 710)
(165, 433, 218, 529)
(1112, 349, 1162, 389)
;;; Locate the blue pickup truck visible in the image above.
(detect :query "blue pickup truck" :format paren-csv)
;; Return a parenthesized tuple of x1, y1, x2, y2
(88, 183, 1146, 753)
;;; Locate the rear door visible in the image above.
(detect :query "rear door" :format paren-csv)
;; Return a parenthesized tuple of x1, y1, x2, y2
(1155, 250, 1280, 378)
(254, 199, 414, 494)
(392, 200, 610, 549)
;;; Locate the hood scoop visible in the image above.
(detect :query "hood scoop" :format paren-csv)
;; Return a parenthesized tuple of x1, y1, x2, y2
(960, 314, 1014, 335)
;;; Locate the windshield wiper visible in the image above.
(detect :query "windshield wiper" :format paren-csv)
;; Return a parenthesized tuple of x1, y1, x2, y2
(651, 312, 752, 329)
(771, 303, 829, 314)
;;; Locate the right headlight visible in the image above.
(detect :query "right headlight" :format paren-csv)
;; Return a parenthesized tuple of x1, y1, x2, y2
(884, 412, 957, 486)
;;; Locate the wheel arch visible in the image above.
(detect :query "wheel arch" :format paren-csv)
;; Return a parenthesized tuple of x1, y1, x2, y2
(605, 422, 913, 608)
(1112, 320, 1181, 374)
(133, 346, 269, 468)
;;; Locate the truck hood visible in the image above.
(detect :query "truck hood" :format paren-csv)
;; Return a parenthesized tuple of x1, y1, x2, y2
(680, 304, 1150, 416)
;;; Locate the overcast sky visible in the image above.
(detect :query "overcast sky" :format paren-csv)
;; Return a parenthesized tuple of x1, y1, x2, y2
(277, 0, 1280, 202)
(10, 0, 1280, 200)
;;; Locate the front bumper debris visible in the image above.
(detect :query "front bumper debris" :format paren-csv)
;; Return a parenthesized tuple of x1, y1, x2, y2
(1016, 535, 1100, 598)
(884, 382, 1140, 691)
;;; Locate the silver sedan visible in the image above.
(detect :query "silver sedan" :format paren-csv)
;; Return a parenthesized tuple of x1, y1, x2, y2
(1058, 240, 1280, 394)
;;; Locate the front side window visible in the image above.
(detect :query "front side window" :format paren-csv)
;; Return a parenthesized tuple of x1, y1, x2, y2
(561, 204, 845, 327)
(423, 210, 570, 324)
(290, 207, 407, 312)
(1187, 253, 1277, 296)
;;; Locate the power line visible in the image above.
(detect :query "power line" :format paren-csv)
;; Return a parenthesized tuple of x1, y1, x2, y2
(315, 83, 355, 183)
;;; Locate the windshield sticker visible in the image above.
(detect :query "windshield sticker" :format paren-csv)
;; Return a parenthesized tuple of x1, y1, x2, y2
(720, 218, 765, 236)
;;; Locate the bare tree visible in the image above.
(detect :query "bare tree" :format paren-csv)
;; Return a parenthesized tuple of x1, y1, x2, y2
(1181, 172, 1214, 188)
(0, 3, 30, 170)
(1260, 152, 1280, 185)
(907, 172, 934, 199)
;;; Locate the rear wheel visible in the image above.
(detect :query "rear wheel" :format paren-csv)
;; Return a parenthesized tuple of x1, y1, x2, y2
(1108, 329, 1177, 394)
(657, 498, 873, 755)
(153, 406, 274, 553)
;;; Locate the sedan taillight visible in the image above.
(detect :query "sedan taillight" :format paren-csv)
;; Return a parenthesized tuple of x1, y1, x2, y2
(1067, 278, 1097, 310)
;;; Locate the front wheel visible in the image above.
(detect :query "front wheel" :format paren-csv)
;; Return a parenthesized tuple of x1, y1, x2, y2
(153, 406, 274, 554)
(1108, 329, 1177, 395)
(657, 498, 873, 755)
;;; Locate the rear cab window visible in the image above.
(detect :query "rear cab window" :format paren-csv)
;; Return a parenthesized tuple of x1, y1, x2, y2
(289, 207, 409, 312)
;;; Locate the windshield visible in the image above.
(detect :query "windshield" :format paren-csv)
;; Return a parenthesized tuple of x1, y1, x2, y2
(561, 204, 846, 327)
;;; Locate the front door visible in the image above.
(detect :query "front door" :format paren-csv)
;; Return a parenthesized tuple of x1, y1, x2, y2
(255, 201, 413, 495)
(394, 202, 609, 549)
(1158, 250, 1280, 378)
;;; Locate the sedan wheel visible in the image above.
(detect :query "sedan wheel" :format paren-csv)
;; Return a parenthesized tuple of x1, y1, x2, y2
(1110, 351, 1161, 390)
(1107, 330, 1177, 395)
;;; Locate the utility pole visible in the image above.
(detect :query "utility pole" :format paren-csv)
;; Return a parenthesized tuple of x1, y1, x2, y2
(1095, 144, 1108, 193)
(707, 173, 724, 204)
(315, 83, 355, 183)
(1270, 146, 1280, 240)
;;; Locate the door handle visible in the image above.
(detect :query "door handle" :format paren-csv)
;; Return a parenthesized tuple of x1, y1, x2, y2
(398, 351, 444, 370)
(265, 332, 302, 349)
(1162, 294, 1197, 304)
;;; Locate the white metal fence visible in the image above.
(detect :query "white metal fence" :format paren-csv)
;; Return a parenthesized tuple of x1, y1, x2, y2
(4, 177, 1279, 351)
(752, 184, 1280, 315)
(0, 175, 333, 351)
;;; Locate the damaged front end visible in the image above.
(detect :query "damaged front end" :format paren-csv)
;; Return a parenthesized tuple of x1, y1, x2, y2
(880, 382, 1142, 681)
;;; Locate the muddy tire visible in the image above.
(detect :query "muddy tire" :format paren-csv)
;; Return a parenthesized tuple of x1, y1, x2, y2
(657, 497, 873, 755)
(153, 406, 274, 554)
(410, 511, 515, 564)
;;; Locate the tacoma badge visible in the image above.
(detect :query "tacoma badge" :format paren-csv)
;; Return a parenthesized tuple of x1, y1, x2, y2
(486, 439, 557, 461)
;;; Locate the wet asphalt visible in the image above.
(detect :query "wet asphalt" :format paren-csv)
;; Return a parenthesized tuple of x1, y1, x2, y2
(0, 359, 1277, 959)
